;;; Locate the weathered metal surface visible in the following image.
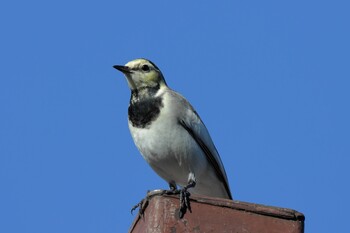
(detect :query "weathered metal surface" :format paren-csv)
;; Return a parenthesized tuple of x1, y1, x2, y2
(129, 193, 304, 233)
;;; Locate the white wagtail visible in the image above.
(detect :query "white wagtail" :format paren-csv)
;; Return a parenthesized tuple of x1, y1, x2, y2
(113, 58, 232, 217)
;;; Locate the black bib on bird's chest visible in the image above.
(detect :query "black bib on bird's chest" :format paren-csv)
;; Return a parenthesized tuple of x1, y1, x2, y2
(128, 87, 164, 128)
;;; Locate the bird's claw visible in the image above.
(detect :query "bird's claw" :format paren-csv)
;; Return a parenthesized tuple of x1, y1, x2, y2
(131, 188, 192, 219)
(131, 190, 167, 217)
(164, 187, 192, 218)
(131, 197, 148, 217)
(179, 188, 191, 218)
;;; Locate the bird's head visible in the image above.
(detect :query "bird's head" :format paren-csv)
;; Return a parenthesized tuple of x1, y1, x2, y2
(113, 58, 167, 91)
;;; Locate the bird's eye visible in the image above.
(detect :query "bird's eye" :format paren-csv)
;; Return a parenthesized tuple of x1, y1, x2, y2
(141, 65, 150, 72)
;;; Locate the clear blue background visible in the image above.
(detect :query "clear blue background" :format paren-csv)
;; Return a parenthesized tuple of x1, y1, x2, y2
(1, 1, 349, 232)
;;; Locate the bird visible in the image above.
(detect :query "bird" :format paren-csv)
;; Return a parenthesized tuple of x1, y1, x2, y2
(113, 58, 232, 217)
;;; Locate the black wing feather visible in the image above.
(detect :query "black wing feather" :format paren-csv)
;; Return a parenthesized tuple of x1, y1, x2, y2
(179, 120, 232, 199)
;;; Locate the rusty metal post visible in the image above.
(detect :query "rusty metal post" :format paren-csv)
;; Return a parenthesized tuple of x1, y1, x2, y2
(129, 193, 305, 233)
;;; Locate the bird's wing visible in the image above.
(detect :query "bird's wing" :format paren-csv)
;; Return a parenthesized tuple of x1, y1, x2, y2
(179, 106, 232, 199)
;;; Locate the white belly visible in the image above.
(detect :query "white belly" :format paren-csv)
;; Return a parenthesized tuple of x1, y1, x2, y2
(129, 116, 206, 187)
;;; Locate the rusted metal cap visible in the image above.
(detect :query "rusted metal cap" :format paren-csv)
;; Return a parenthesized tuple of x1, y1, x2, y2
(129, 193, 305, 233)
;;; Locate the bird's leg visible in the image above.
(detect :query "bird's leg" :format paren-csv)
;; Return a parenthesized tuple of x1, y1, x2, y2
(163, 182, 179, 195)
(178, 180, 196, 218)
(169, 182, 177, 192)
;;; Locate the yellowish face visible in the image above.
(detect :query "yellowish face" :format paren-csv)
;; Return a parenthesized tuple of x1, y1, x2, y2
(122, 59, 166, 91)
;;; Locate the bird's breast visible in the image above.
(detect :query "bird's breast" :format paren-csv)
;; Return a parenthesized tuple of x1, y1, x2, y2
(128, 96, 164, 129)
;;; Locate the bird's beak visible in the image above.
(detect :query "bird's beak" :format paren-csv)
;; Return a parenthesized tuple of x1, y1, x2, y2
(113, 65, 132, 74)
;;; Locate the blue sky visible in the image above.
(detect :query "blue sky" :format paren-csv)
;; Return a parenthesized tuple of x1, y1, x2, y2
(1, 1, 349, 232)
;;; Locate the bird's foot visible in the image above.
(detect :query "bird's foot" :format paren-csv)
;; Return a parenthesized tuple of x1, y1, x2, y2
(131, 189, 167, 217)
(179, 187, 192, 218)
(131, 183, 194, 219)
(131, 197, 148, 217)
(162, 186, 192, 218)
